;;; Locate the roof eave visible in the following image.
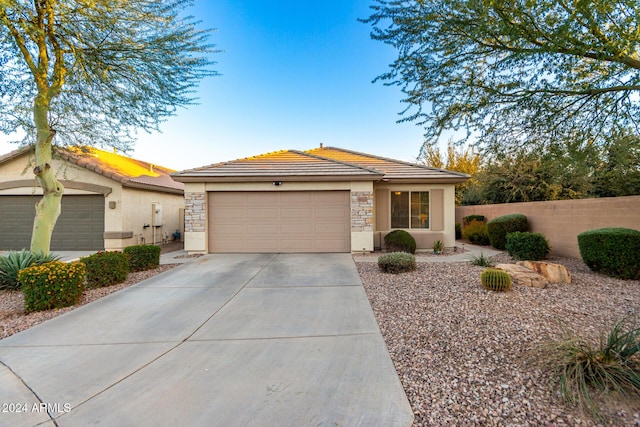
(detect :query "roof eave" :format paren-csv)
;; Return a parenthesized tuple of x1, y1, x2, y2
(379, 177, 470, 184)
(122, 181, 184, 195)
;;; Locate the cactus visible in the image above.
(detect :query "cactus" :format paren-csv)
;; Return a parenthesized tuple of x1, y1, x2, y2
(480, 268, 512, 291)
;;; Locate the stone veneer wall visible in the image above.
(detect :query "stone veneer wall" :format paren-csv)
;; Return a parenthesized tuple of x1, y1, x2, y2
(184, 192, 206, 232)
(351, 191, 373, 232)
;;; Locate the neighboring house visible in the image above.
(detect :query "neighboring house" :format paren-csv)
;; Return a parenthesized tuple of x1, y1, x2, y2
(172, 146, 469, 253)
(0, 146, 184, 251)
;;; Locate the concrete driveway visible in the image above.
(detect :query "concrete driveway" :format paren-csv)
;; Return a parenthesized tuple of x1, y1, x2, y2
(0, 253, 413, 427)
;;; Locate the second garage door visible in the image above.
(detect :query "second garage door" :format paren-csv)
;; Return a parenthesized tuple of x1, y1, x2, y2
(208, 191, 350, 253)
(0, 195, 105, 251)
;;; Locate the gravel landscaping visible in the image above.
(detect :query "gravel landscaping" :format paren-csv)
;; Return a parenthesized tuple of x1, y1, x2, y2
(356, 253, 640, 426)
(1, 249, 638, 426)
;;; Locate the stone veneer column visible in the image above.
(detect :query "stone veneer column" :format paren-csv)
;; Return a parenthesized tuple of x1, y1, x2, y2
(184, 192, 206, 232)
(351, 191, 373, 232)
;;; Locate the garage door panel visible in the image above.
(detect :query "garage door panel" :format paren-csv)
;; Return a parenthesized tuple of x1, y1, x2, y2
(316, 207, 349, 218)
(280, 208, 313, 219)
(248, 208, 277, 219)
(208, 191, 350, 253)
(214, 207, 247, 219)
(280, 224, 313, 234)
(247, 224, 279, 234)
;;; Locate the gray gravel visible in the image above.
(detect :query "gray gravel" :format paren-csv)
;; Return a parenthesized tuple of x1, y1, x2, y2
(356, 254, 640, 426)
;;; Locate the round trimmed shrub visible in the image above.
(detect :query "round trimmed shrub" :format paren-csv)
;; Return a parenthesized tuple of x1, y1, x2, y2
(487, 214, 528, 250)
(378, 252, 416, 274)
(480, 268, 512, 291)
(505, 232, 551, 261)
(81, 251, 129, 288)
(462, 219, 490, 245)
(384, 230, 416, 254)
(577, 228, 640, 280)
(123, 244, 161, 271)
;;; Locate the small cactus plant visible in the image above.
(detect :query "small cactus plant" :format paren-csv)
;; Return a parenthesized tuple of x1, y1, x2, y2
(480, 268, 512, 292)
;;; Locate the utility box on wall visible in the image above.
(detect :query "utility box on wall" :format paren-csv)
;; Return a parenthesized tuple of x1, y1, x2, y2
(152, 203, 163, 226)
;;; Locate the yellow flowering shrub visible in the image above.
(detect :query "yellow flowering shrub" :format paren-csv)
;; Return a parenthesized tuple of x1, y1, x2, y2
(19, 261, 86, 312)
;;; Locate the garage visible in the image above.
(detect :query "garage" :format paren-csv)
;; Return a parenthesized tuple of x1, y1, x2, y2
(208, 191, 350, 253)
(0, 195, 105, 251)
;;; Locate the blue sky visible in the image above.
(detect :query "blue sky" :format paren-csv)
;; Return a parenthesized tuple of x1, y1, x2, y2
(0, 0, 430, 171)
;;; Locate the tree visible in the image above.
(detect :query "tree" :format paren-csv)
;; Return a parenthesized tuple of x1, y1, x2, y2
(363, 0, 640, 155)
(0, 1, 216, 254)
(420, 140, 481, 205)
(592, 129, 640, 197)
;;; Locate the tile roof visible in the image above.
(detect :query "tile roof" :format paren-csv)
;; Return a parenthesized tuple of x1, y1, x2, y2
(306, 146, 470, 182)
(0, 145, 184, 194)
(172, 150, 384, 182)
(173, 146, 469, 184)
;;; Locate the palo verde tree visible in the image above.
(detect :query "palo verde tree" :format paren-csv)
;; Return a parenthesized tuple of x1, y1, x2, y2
(0, 0, 216, 254)
(363, 0, 640, 156)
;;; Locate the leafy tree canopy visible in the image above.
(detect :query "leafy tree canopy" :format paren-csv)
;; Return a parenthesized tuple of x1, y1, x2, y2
(363, 0, 640, 155)
(0, 0, 217, 151)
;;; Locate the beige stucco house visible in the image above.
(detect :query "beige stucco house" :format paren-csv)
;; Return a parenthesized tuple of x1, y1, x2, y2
(172, 146, 469, 254)
(0, 146, 184, 251)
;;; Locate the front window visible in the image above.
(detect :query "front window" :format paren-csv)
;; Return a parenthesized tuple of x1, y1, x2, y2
(391, 191, 429, 229)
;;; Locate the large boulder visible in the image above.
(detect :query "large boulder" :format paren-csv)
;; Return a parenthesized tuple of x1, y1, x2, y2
(495, 264, 549, 289)
(517, 261, 571, 283)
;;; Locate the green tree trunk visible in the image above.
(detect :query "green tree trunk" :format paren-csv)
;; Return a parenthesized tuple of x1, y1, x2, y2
(30, 93, 64, 255)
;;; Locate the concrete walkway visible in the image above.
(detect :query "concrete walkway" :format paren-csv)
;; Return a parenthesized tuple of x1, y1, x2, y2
(354, 241, 502, 263)
(0, 253, 413, 427)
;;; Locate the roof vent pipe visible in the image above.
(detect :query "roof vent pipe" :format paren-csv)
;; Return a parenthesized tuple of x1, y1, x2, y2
(320, 142, 323, 148)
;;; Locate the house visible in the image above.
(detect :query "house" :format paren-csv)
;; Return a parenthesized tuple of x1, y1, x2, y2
(171, 146, 469, 253)
(0, 145, 184, 251)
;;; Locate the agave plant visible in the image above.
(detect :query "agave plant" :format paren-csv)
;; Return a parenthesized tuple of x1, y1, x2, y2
(0, 250, 60, 291)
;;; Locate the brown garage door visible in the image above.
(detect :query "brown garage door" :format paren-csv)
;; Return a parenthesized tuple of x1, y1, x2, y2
(208, 191, 350, 253)
(0, 195, 104, 251)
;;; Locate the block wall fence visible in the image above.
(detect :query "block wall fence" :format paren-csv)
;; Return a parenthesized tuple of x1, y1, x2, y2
(455, 195, 640, 258)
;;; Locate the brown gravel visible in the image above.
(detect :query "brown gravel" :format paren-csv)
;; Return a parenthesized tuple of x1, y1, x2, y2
(357, 254, 640, 427)
(0, 264, 179, 340)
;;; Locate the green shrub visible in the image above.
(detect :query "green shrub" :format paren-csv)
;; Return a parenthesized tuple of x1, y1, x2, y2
(378, 252, 416, 274)
(0, 250, 60, 291)
(123, 244, 161, 272)
(383, 230, 416, 254)
(577, 227, 640, 279)
(480, 268, 512, 291)
(455, 222, 462, 240)
(486, 214, 528, 250)
(505, 232, 551, 261)
(462, 219, 490, 245)
(462, 214, 486, 226)
(20, 261, 86, 312)
(539, 313, 640, 418)
(80, 251, 129, 288)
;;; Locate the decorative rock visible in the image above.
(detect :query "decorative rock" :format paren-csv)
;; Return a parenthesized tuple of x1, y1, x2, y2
(516, 261, 571, 283)
(495, 264, 549, 289)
